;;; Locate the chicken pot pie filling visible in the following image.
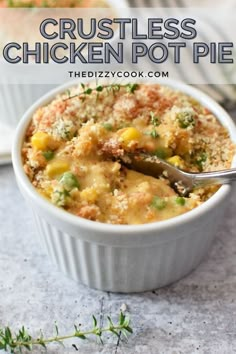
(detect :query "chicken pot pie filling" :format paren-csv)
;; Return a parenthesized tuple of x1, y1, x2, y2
(22, 84, 235, 224)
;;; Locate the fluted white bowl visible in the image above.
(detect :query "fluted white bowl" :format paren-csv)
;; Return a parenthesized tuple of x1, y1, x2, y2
(12, 78, 236, 292)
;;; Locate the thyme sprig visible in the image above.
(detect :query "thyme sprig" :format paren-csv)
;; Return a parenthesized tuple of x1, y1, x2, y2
(0, 312, 132, 353)
(64, 83, 139, 101)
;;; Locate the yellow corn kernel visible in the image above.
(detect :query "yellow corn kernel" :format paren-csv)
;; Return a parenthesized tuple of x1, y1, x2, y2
(80, 188, 98, 203)
(167, 155, 185, 169)
(43, 186, 53, 198)
(45, 160, 70, 178)
(38, 186, 53, 199)
(120, 127, 141, 146)
(31, 132, 51, 151)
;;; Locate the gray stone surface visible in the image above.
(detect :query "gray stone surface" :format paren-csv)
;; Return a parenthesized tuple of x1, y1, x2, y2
(0, 111, 236, 353)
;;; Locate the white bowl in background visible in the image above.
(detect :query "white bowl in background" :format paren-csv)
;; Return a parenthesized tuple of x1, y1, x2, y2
(12, 78, 236, 292)
(0, 84, 56, 127)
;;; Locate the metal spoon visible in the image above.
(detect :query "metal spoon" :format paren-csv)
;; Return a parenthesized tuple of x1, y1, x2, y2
(121, 153, 236, 196)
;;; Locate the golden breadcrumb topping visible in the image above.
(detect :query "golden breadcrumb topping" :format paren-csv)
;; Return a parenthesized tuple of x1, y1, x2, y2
(22, 83, 235, 224)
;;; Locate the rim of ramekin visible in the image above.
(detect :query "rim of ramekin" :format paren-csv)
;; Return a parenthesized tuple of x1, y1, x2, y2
(12, 78, 236, 235)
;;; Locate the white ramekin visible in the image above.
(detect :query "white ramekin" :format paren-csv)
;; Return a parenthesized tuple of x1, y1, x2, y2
(12, 79, 236, 293)
(0, 0, 129, 127)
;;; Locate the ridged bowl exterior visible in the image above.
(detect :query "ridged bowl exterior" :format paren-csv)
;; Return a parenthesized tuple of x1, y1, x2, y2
(12, 79, 236, 293)
(0, 84, 55, 127)
(26, 192, 226, 293)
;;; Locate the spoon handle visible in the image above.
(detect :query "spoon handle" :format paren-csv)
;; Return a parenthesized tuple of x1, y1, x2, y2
(192, 168, 236, 187)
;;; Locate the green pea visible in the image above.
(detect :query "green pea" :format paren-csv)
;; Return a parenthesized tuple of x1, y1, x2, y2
(175, 197, 186, 206)
(151, 196, 167, 210)
(60, 172, 80, 191)
(154, 148, 172, 159)
(42, 151, 54, 161)
(177, 112, 195, 129)
(102, 123, 113, 131)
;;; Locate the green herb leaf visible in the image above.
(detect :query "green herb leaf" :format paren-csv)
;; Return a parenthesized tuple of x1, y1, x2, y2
(64, 83, 138, 102)
(65, 89, 71, 98)
(75, 333, 86, 340)
(54, 322, 59, 336)
(195, 152, 207, 171)
(119, 312, 125, 326)
(107, 316, 114, 328)
(126, 83, 139, 94)
(96, 85, 103, 92)
(150, 129, 159, 139)
(85, 88, 93, 95)
(110, 329, 120, 337)
(150, 112, 160, 126)
(123, 317, 130, 327)
(92, 315, 97, 328)
(111, 84, 120, 92)
(124, 326, 133, 334)
(145, 130, 159, 138)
